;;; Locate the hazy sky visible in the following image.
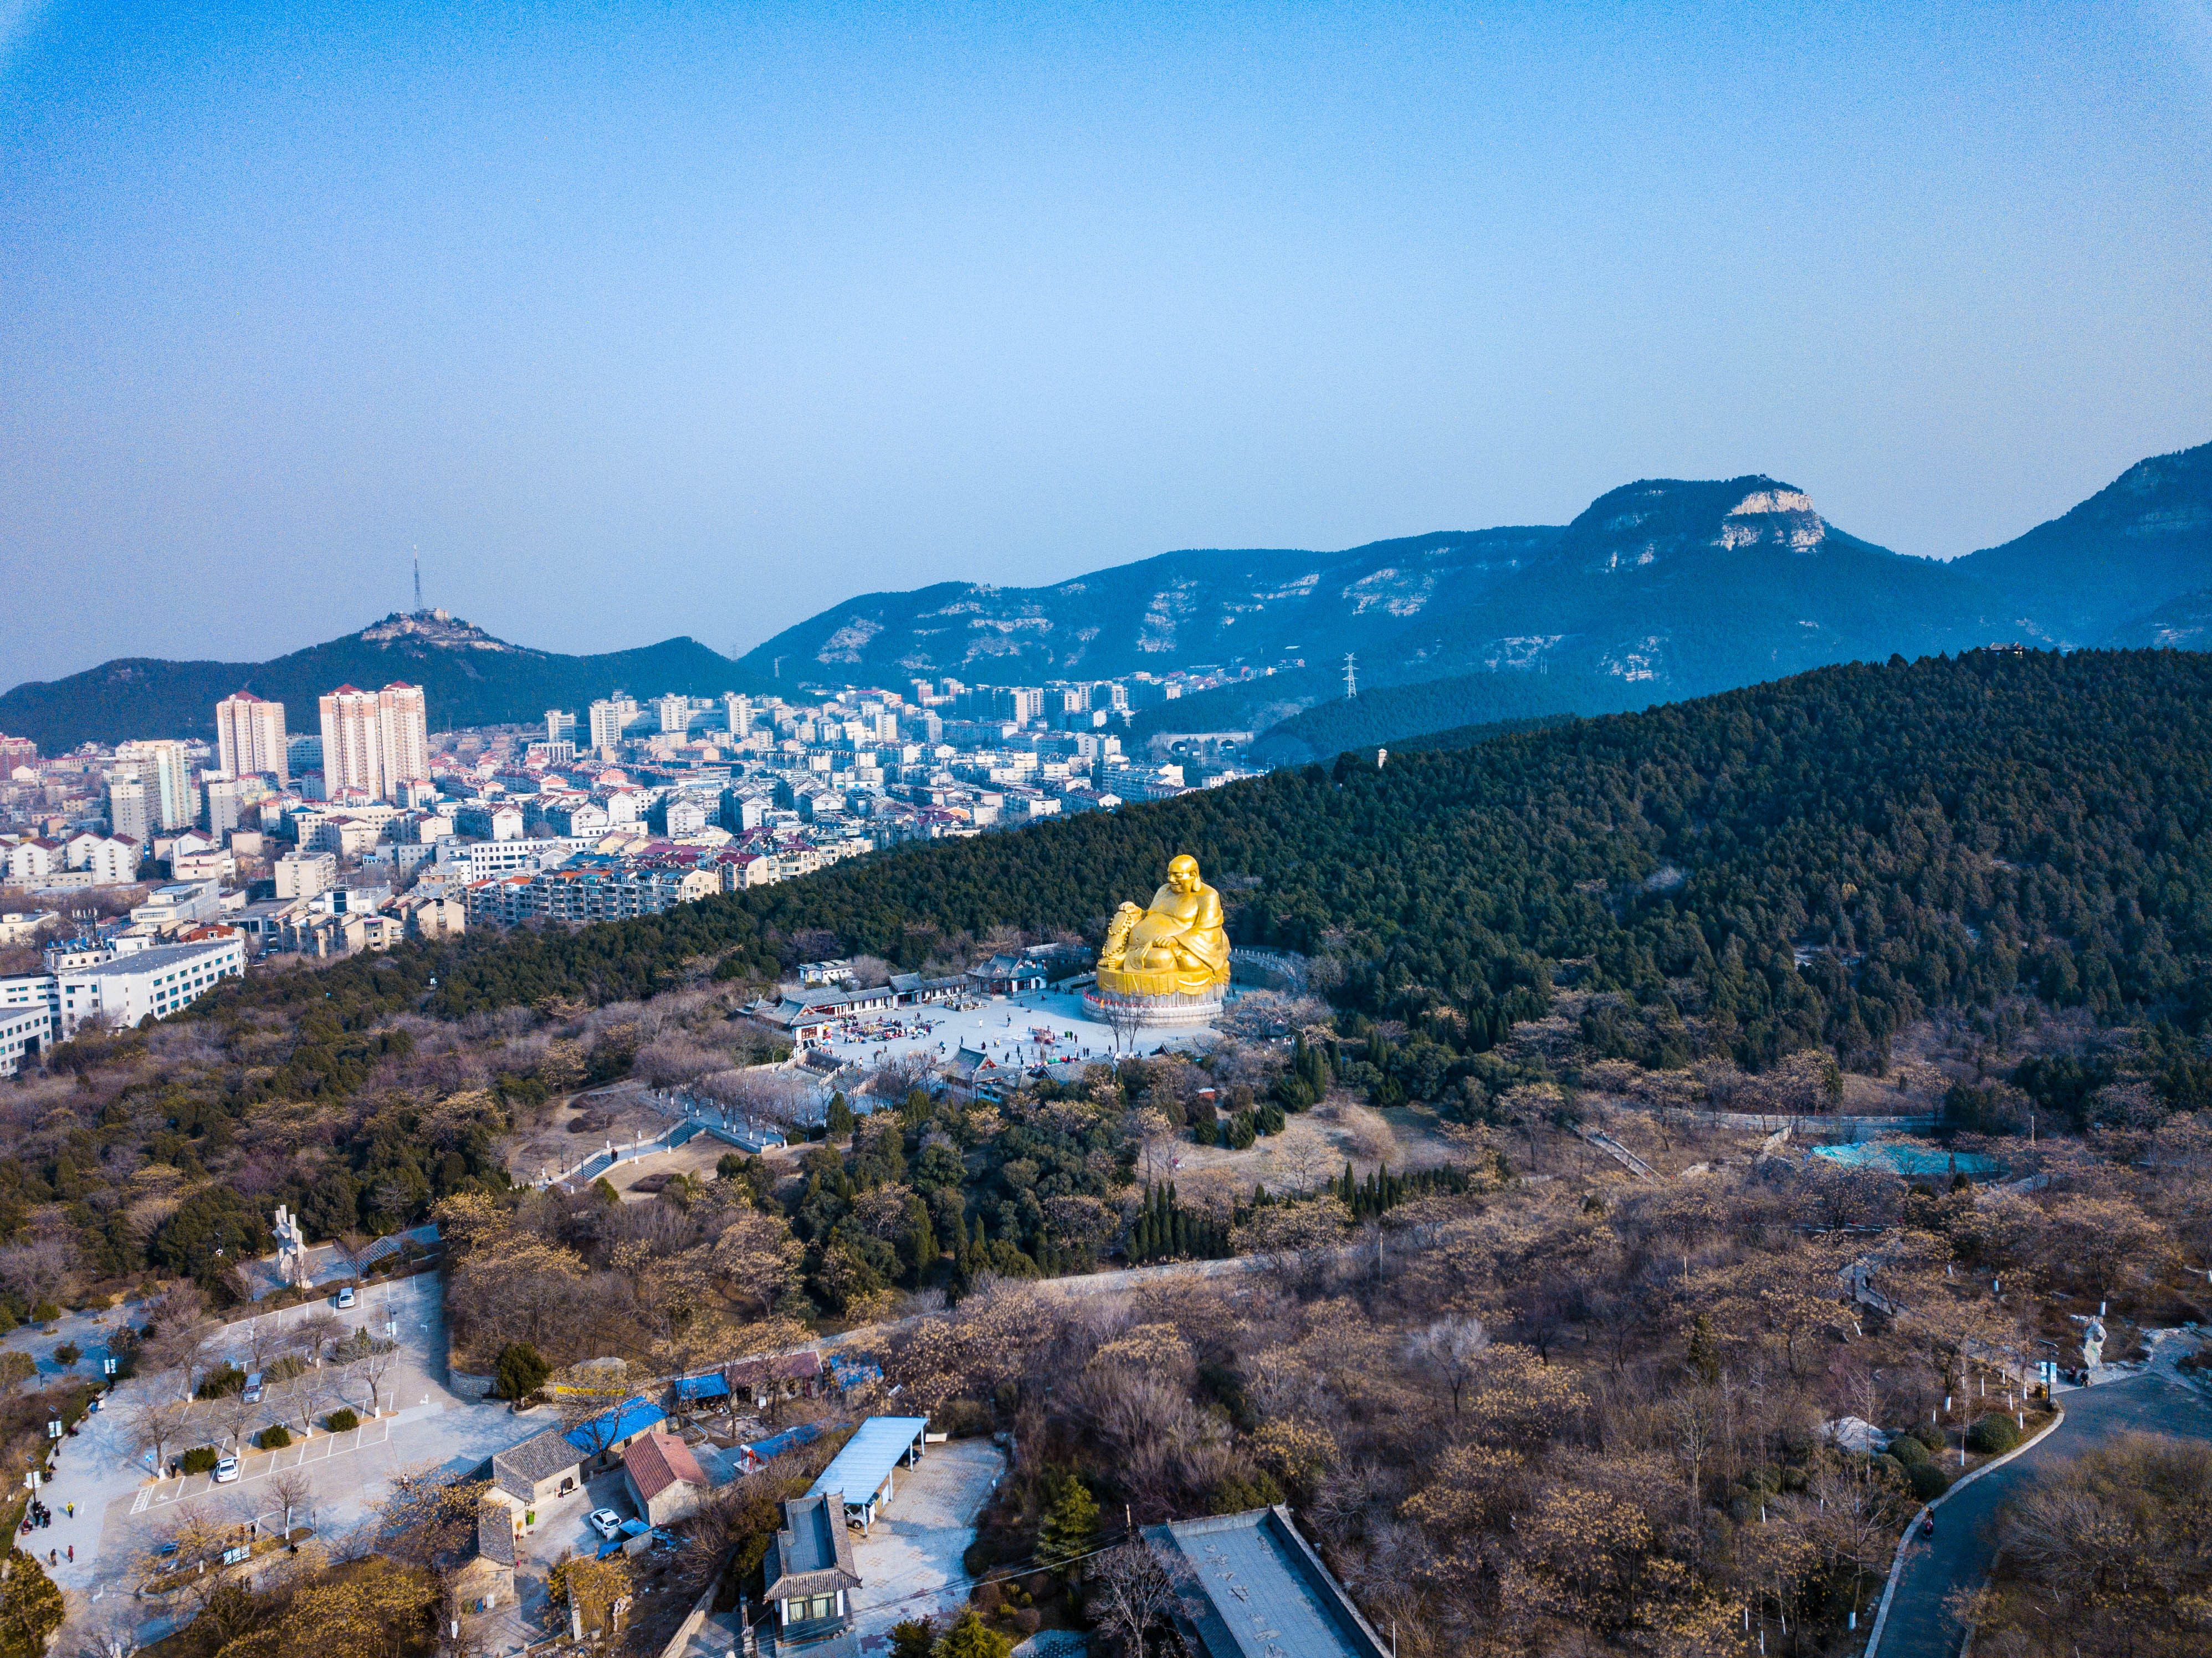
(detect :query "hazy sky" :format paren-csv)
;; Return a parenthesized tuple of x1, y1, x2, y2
(4, 2, 2209, 685)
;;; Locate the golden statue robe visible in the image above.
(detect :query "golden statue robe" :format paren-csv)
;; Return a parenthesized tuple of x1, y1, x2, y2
(1095, 854, 1231, 998)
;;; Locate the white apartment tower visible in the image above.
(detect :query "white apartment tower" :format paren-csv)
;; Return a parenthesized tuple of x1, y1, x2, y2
(378, 682, 429, 789)
(114, 740, 196, 832)
(723, 693, 752, 739)
(588, 695, 639, 756)
(318, 682, 429, 801)
(215, 692, 290, 782)
(657, 694, 692, 735)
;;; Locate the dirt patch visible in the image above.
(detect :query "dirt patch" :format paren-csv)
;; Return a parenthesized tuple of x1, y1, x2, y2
(597, 1140, 736, 1201)
(502, 1082, 665, 1183)
(1160, 1095, 1463, 1211)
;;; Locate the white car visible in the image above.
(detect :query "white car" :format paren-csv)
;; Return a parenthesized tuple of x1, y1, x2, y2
(335, 1286, 357, 1310)
(212, 1456, 240, 1484)
(587, 1508, 623, 1541)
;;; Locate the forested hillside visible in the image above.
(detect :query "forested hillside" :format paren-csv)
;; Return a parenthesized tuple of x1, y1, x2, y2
(1247, 668, 1647, 763)
(210, 649, 2212, 1082)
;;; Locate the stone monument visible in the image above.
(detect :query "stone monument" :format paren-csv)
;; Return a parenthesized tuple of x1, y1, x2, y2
(272, 1203, 311, 1289)
(1083, 853, 1231, 1030)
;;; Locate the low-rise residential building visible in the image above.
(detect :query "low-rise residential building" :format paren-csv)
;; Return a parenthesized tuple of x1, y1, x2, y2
(453, 1506, 516, 1614)
(761, 1493, 861, 1647)
(0, 933, 246, 1038)
(274, 850, 338, 900)
(488, 1427, 584, 1514)
(620, 1431, 709, 1526)
(0, 1004, 50, 1077)
(0, 910, 59, 946)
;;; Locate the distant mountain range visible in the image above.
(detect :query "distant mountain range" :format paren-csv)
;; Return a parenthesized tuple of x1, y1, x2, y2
(7, 442, 2206, 758)
(0, 613, 772, 753)
(741, 438, 2212, 755)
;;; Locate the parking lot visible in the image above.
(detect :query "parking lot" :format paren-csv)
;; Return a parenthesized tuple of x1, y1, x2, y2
(847, 1439, 1006, 1647)
(43, 1272, 539, 1641)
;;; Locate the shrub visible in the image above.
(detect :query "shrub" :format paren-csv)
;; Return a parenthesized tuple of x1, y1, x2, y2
(1870, 1454, 1907, 1486)
(1887, 1434, 1930, 1467)
(936, 1398, 993, 1438)
(196, 1365, 246, 1399)
(888, 1622, 934, 1658)
(1908, 1422, 1944, 1453)
(258, 1425, 292, 1450)
(30, 1301, 60, 1325)
(53, 1345, 79, 1367)
(1012, 1608, 1041, 1635)
(180, 1446, 219, 1475)
(493, 1343, 551, 1401)
(1908, 1461, 1952, 1502)
(326, 1408, 360, 1432)
(1967, 1415, 2021, 1455)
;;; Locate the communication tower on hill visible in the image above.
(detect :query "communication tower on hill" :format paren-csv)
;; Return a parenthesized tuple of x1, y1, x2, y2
(413, 547, 423, 613)
(1343, 653, 1358, 699)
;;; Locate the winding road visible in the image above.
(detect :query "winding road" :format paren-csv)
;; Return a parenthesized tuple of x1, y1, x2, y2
(1872, 1370, 2212, 1658)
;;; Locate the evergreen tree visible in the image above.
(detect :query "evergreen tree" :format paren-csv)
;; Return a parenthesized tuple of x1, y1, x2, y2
(931, 1608, 1012, 1658)
(826, 1093, 856, 1138)
(1035, 1473, 1101, 1572)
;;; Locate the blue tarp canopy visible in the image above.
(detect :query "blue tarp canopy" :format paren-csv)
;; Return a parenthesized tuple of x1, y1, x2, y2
(673, 1373, 729, 1401)
(565, 1394, 667, 1454)
(1811, 1142, 1999, 1179)
(806, 1416, 928, 1515)
(744, 1421, 823, 1463)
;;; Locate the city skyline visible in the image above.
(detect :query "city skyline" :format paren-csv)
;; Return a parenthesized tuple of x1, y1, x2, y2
(6, 2, 2210, 684)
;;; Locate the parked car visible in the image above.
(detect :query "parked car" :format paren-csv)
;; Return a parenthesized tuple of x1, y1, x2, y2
(212, 1456, 240, 1484)
(587, 1508, 623, 1541)
(335, 1286, 357, 1311)
(243, 1373, 263, 1404)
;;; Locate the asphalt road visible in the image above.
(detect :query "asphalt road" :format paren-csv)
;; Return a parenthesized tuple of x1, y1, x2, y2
(1875, 1372, 2212, 1658)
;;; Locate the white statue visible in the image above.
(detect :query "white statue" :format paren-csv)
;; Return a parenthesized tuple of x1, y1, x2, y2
(2080, 1315, 2105, 1372)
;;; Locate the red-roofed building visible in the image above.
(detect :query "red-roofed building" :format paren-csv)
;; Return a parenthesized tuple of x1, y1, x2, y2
(621, 1430, 709, 1524)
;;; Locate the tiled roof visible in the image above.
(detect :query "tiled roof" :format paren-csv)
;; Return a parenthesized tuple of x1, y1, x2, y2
(491, 1427, 580, 1497)
(622, 1430, 707, 1502)
(475, 1505, 516, 1568)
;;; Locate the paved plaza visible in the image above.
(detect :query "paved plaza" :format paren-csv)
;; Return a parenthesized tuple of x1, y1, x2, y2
(807, 987, 1222, 1075)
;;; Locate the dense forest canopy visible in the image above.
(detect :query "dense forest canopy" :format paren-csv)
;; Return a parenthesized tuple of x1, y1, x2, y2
(202, 650, 2212, 1080)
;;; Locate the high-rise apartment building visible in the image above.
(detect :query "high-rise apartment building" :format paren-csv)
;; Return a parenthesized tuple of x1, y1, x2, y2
(214, 692, 290, 782)
(378, 682, 429, 789)
(658, 694, 692, 735)
(108, 775, 151, 845)
(588, 695, 639, 756)
(320, 685, 384, 798)
(318, 682, 428, 801)
(723, 694, 752, 739)
(546, 709, 577, 744)
(115, 740, 196, 831)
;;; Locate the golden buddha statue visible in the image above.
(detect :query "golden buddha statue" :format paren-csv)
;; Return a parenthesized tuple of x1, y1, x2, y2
(1095, 853, 1231, 999)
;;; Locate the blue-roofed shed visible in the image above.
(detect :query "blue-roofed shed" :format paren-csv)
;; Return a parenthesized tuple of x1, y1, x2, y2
(565, 1395, 668, 1468)
(805, 1415, 929, 1531)
(673, 1372, 730, 1403)
(738, 1421, 824, 1474)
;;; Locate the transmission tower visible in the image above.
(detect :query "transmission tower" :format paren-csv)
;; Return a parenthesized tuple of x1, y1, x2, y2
(1343, 653, 1358, 700)
(413, 547, 423, 613)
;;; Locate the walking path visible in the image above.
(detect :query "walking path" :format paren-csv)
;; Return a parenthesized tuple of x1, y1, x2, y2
(1870, 1369, 2212, 1658)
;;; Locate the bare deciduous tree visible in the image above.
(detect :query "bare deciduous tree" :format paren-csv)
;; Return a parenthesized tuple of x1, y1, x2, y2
(1088, 1542, 1180, 1658)
(1404, 1314, 1492, 1417)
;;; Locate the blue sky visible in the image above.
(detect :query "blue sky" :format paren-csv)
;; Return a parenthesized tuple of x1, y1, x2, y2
(3, 1, 2208, 683)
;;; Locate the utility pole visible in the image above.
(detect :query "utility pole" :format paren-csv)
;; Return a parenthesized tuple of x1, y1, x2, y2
(413, 547, 422, 613)
(1343, 653, 1358, 699)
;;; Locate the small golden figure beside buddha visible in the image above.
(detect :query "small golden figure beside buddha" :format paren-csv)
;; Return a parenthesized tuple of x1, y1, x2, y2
(1092, 853, 1231, 1004)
